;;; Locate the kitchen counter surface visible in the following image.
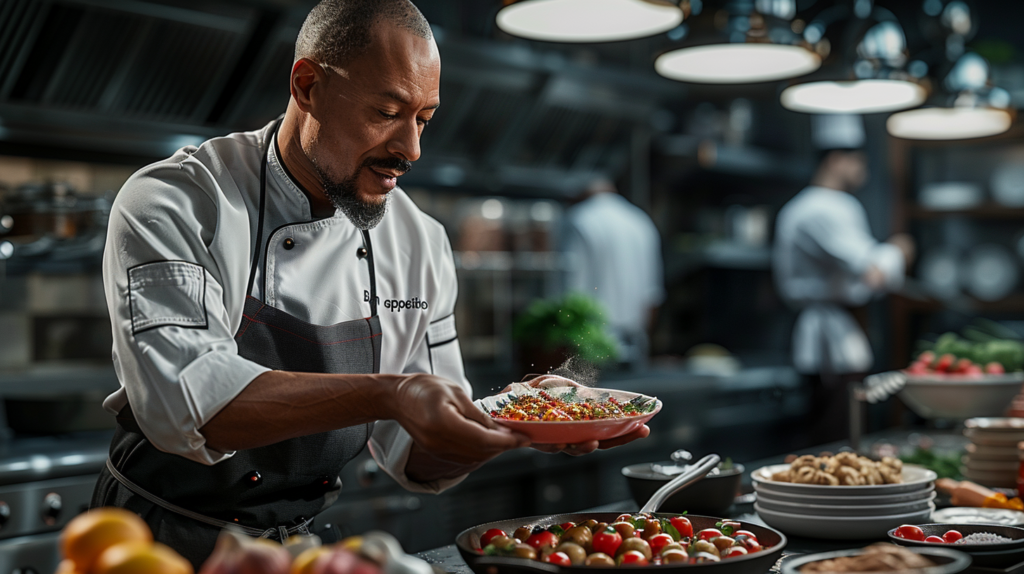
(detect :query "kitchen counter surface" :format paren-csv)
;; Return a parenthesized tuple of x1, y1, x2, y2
(415, 427, 969, 574)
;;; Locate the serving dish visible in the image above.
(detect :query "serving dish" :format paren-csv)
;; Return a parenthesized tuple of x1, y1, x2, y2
(622, 461, 743, 515)
(478, 384, 661, 444)
(755, 503, 935, 540)
(932, 508, 1024, 526)
(752, 464, 938, 495)
(755, 491, 936, 517)
(780, 547, 971, 574)
(887, 524, 1024, 567)
(898, 374, 1023, 419)
(752, 484, 935, 505)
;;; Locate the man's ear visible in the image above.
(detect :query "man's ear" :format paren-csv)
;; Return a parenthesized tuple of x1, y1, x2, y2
(291, 58, 326, 114)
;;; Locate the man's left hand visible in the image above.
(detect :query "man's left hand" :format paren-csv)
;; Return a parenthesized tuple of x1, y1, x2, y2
(507, 374, 652, 456)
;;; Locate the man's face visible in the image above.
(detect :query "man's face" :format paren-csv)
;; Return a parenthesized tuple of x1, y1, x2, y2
(301, 24, 440, 227)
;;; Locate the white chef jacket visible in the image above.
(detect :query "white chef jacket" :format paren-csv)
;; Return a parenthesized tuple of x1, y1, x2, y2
(102, 119, 468, 494)
(562, 193, 665, 354)
(773, 186, 905, 375)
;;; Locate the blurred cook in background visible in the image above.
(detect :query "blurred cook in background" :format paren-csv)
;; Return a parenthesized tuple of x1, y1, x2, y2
(561, 176, 665, 370)
(773, 115, 915, 443)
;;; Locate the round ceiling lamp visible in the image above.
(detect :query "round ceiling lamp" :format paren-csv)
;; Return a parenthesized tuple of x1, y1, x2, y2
(887, 107, 1011, 140)
(781, 79, 927, 114)
(495, 0, 683, 43)
(780, 15, 928, 114)
(655, 44, 821, 84)
(655, 0, 822, 84)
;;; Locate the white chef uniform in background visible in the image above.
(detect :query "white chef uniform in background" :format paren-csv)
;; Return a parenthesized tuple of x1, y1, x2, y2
(562, 178, 665, 366)
(773, 114, 906, 376)
(102, 120, 467, 493)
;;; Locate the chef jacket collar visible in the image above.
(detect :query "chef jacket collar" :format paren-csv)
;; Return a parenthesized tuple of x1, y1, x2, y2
(268, 131, 341, 222)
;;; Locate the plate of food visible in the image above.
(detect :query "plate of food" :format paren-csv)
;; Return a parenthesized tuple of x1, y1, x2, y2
(780, 544, 970, 574)
(477, 383, 660, 444)
(752, 453, 937, 495)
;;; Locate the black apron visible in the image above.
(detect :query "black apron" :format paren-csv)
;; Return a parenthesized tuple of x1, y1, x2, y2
(92, 120, 383, 568)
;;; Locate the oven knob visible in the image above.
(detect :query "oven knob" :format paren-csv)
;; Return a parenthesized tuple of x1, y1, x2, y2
(0, 501, 9, 529)
(42, 493, 62, 526)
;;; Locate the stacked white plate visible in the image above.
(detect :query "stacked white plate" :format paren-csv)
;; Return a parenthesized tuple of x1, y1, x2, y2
(962, 417, 1024, 488)
(752, 464, 938, 540)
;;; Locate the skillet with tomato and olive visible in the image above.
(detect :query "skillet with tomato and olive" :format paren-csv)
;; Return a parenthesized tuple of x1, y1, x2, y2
(475, 513, 770, 567)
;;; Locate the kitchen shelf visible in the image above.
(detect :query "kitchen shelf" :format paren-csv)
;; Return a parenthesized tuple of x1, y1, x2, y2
(907, 204, 1024, 220)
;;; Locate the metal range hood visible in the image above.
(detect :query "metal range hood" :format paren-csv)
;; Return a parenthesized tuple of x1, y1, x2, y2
(0, 0, 685, 194)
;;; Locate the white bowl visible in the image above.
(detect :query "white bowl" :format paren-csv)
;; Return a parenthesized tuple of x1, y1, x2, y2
(963, 457, 1020, 472)
(961, 467, 1019, 488)
(965, 442, 1020, 461)
(964, 428, 1024, 446)
(752, 483, 935, 505)
(755, 491, 936, 517)
(754, 503, 935, 539)
(751, 464, 937, 495)
(899, 373, 1023, 419)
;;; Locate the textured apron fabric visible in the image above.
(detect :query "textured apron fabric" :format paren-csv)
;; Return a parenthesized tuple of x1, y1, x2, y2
(93, 119, 383, 568)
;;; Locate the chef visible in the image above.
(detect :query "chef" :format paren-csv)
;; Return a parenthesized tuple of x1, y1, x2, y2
(93, 0, 649, 566)
(773, 114, 914, 443)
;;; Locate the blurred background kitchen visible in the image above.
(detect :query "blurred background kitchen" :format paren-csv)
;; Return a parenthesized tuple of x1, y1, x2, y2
(1, 0, 1024, 564)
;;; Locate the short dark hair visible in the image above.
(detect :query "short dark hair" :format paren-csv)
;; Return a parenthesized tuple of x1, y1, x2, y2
(295, 0, 432, 67)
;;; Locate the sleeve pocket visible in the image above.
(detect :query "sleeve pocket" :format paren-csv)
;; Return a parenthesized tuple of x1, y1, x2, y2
(426, 313, 457, 347)
(129, 261, 208, 335)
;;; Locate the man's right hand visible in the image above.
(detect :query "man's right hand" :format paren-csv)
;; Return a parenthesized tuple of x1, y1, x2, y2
(391, 373, 529, 466)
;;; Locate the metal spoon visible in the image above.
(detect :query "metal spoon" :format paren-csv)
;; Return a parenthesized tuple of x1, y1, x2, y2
(640, 454, 721, 514)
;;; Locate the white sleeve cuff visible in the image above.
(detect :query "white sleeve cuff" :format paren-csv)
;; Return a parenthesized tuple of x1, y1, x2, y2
(870, 243, 906, 291)
(368, 420, 469, 494)
(143, 350, 270, 465)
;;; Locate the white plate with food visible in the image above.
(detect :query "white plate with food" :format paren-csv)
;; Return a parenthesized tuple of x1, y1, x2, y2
(755, 491, 937, 517)
(932, 507, 1024, 526)
(752, 459, 937, 496)
(754, 503, 935, 540)
(752, 483, 935, 505)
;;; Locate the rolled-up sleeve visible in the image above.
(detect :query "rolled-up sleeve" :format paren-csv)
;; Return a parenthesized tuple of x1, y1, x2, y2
(368, 233, 470, 494)
(103, 160, 267, 465)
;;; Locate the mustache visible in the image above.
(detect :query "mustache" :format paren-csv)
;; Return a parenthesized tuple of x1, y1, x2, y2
(362, 156, 412, 176)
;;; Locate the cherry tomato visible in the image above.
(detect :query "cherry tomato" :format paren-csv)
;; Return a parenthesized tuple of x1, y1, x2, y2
(724, 547, 749, 558)
(896, 525, 926, 542)
(648, 533, 674, 554)
(925, 536, 945, 544)
(592, 527, 623, 556)
(918, 351, 936, 364)
(543, 552, 572, 566)
(670, 516, 693, 539)
(697, 528, 723, 541)
(987, 362, 1006, 375)
(616, 514, 634, 523)
(558, 522, 575, 532)
(480, 529, 507, 548)
(943, 530, 963, 544)
(734, 530, 758, 542)
(526, 531, 560, 550)
(617, 550, 649, 566)
(737, 537, 762, 553)
(935, 354, 955, 373)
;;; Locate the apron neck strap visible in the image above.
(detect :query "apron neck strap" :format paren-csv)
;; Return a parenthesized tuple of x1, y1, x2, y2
(247, 117, 283, 298)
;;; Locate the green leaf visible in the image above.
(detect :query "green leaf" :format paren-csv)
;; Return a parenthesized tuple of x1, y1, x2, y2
(483, 544, 499, 556)
(661, 520, 681, 542)
(549, 525, 566, 537)
(715, 521, 735, 536)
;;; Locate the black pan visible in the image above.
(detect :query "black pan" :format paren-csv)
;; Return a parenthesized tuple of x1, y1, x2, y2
(456, 455, 788, 574)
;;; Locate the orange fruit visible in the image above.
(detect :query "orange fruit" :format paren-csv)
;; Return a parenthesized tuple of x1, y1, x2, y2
(54, 559, 83, 574)
(291, 546, 330, 574)
(60, 508, 152, 573)
(93, 541, 192, 574)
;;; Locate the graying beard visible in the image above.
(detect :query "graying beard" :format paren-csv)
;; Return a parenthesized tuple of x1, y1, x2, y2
(310, 157, 390, 230)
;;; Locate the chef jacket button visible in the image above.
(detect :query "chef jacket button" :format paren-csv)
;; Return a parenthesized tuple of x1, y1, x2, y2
(283, 238, 295, 250)
(356, 247, 367, 259)
(246, 471, 262, 486)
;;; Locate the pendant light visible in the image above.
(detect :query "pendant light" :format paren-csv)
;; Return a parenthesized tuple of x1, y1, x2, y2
(780, 6, 927, 114)
(496, 0, 684, 43)
(887, 53, 1013, 140)
(655, 0, 822, 84)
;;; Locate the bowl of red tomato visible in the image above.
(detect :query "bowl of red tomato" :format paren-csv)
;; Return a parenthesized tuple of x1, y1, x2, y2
(888, 523, 1024, 567)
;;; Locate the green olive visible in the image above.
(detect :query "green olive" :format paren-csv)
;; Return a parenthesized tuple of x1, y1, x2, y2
(616, 537, 652, 560)
(513, 527, 532, 542)
(660, 543, 686, 555)
(591, 522, 609, 534)
(584, 553, 615, 567)
(562, 526, 593, 550)
(512, 543, 537, 560)
(580, 519, 599, 531)
(610, 522, 635, 539)
(690, 540, 720, 557)
(490, 536, 515, 551)
(662, 550, 688, 564)
(555, 543, 587, 565)
(711, 536, 735, 551)
(642, 519, 662, 539)
(689, 552, 720, 564)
